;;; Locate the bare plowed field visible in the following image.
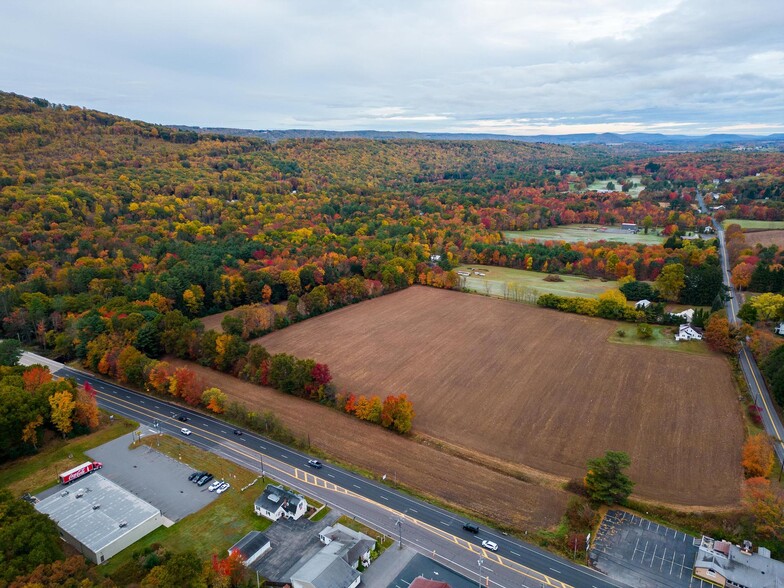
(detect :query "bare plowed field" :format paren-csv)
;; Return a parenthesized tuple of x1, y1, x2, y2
(744, 229, 784, 248)
(166, 358, 567, 529)
(252, 287, 743, 507)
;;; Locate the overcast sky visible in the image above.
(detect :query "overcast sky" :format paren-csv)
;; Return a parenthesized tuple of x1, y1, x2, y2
(2, 0, 783, 135)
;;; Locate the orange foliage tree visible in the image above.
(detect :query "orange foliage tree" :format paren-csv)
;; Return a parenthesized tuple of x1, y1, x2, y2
(743, 477, 784, 540)
(742, 435, 775, 478)
(22, 365, 52, 391)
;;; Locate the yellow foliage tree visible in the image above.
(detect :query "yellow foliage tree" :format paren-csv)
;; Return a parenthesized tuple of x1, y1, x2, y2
(49, 390, 76, 438)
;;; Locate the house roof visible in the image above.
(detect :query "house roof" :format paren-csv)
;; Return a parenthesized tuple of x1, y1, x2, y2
(35, 474, 161, 554)
(254, 484, 305, 516)
(319, 523, 374, 565)
(290, 551, 360, 588)
(230, 531, 270, 561)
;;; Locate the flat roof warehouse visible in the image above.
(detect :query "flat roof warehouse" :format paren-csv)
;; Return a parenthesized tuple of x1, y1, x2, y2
(35, 474, 164, 564)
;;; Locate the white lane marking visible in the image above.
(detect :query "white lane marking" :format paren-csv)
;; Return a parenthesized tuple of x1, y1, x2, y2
(549, 567, 560, 573)
(409, 508, 418, 513)
(221, 430, 227, 434)
(510, 550, 521, 556)
(380, 496, 388, 501)
(327, 473, 334, 478)
(353, 484, 361, 489)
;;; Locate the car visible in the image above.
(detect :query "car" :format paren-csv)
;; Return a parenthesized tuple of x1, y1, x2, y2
(216, 482, 231, 494)
(180, 428, 192, 436)
(233, 429, 242, 436)
(197, 473, 213, 486)
(481, 540, 498, 552)
(307, 459, 323, 469)
(188, 471, 203, 482)
(177, 415, 189, 422)
(208, 479, 223, 492)
(463, 522, 480, 534)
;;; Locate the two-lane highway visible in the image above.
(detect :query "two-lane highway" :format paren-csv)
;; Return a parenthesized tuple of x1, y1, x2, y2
(20, 351, 626, 588)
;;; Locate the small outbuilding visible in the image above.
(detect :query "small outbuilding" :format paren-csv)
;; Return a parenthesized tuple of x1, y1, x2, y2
(228, 531, 271, 567)
(635, 299, 651, 309)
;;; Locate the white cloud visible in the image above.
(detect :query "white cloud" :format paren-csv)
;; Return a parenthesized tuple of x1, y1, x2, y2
(0, 0, 782, 134)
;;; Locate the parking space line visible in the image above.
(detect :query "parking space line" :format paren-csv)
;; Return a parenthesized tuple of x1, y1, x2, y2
(660, 547, 666, 571)
(651, 544, 657, 568)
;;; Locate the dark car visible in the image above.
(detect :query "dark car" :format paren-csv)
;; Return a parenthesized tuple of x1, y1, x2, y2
(233, 429, 242, 436)
(188, 471, 203, 482)
(177, 415, 189, 422)
(197, 473, 213, 486)
(463, 522, 480, 534)
(307, 459, 323, 469)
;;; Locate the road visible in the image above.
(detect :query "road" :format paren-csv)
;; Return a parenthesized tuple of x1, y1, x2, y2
(20, 351, 627, 588)
(712, 214, 784, 464)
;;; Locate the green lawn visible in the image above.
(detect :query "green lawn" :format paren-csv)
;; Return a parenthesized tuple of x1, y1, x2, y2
(608, 324, 712, 355)
(585, 175, 645, 198)
(0, 416, 137, 497)
(722, 219, 784, 230)
(456, 265, 618, 300)
(505, 224, 664, 245)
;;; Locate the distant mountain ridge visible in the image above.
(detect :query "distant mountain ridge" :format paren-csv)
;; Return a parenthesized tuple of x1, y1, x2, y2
(174, 126, 784, 146)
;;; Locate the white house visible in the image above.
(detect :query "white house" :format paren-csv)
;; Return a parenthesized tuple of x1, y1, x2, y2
(254, 484, 308, 521)
(635, 299, 651, 309)
(675, 324, 703, 341)
(318, 523, 375, 569)
(775, 323, 784, 336)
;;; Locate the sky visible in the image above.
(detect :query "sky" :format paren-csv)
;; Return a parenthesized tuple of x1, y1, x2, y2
(2, 0, 783, 135)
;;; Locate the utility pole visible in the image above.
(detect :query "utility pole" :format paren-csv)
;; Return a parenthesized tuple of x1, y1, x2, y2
(395, 518, 403, 549)
(259, 452, 265, 483)
(477, 557, 483, 588)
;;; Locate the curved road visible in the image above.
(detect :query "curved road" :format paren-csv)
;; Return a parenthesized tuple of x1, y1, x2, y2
(21, 351, 626, 588)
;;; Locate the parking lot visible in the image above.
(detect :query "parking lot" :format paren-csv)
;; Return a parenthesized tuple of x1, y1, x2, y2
(85, 429, 219, 522)
(590, 510, 714, 588)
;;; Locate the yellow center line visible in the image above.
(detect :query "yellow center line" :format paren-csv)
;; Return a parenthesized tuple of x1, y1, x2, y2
(98, 392, 574, 587)
(742, 347, 784, 449)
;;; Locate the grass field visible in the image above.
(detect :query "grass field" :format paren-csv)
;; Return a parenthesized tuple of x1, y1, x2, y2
(250, 287, 742, 508)
(586, 175, 645, 198)
(505, 224, 665, 245)
(0, 417, 137, 497)
(609, 324, 711, 355)
(455, 264, 617, 299)
(722, 219, 784, 230)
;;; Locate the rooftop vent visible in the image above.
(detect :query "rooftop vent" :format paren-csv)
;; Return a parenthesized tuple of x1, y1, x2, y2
(268, 493, 280, 503)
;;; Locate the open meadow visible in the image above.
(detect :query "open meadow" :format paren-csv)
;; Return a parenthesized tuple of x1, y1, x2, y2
(252, 287, 743, 508)
(722, 219, 784, 230)
(742, 230, 784, 248)
(585, 175, 645, 198)
(505, 224, 664, 245)
(455, 264, 617, 299)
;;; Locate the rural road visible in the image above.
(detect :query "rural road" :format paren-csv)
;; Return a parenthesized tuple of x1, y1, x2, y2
(20, 351, 627, 588)
(714, 219, 784, 464)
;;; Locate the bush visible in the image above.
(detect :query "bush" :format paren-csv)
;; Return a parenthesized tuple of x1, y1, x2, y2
(636, 323, 653, 339)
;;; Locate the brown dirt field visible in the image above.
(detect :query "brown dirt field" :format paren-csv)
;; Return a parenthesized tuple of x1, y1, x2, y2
(198, 309, 231, 333)
(744, 230, 784, 248)
(252, 287, 743, 508)
(166, 358, 567, 530)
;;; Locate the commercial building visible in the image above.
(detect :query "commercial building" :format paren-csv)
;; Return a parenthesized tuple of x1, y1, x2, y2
(35, 474, 163, 564)
(693, 536, 784, 587)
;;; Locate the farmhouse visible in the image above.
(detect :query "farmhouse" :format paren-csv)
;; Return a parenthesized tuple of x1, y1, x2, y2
(35, 474, 163, 564)
(693, 536, 784, 587)
(675, 324, 703, 341)
(254, 484, 307, 521)
(672, 308, 695, 323)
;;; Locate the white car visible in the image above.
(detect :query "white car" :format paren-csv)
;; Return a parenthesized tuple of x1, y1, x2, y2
(180, 428, 192, 436)
(208, 479, 223, 492)
(216, 482, 231, 494)
(482, 540, 498, 552)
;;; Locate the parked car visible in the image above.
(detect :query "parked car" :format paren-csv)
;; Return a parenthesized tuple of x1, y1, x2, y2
(208, 479, 223, 492)
(180, 428, 192, 436)
(481, 540, 498, 552)
(463, 522, 480, 534)
(188, 471, 203, 482)
(216, 482, 231, 494)
(197, 473, 213, 486)
(233, 429, 242, 436)
(307, 459, 323, 469)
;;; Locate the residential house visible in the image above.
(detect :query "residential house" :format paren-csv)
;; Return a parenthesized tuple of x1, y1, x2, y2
(693, 536, 784, 587)
(228, 531, 271, 567)
(675, 323, 703, 341)
(429, 254, 442, 263)
(254, 484, 308, 521)
(635, 299, 651, 309)
(289, 551, 360, 588)
(621, 222, 638, 232)
(672, 308, 695, 323)
(318, 523, 375, 569)
(775, 323, 784, 336)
